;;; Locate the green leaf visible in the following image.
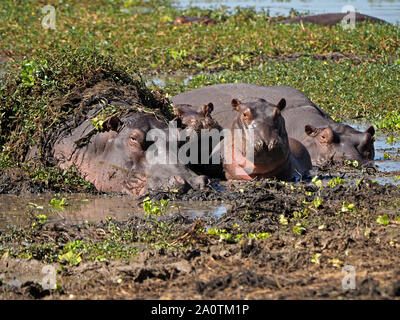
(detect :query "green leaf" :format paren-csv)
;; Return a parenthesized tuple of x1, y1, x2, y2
(376, 215, 389, 226)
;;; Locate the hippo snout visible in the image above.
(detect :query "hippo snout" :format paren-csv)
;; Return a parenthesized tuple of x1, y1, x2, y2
(169, 174, 209, 192)
(267, 139, 279, 151)
(194, 175, 209, 189)
(254, 137, 282, 153)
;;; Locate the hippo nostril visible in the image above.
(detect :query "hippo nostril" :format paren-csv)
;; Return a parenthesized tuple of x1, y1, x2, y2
(253, 140, 264, 153)
(173, 175, 186, 185)
(196, 175, 209, 189)
(268, 140, 278, 151)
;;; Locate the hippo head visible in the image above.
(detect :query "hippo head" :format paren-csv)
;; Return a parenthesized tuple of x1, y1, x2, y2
(67, 113, 208, 196)
(303, 124, 375, 166)
(173, 103, 221, 132)
(229, 97, 290, 177)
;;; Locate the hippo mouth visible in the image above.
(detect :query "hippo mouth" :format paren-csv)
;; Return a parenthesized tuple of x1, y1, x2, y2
(121, 172, 149, 197)
(230, 139, 290, 178)
(252, 138, 289, 163)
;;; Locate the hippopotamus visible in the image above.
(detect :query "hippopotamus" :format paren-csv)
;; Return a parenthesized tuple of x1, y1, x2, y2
(53, 107, 209, 197)
(279, 12, 387, 26)
(172, 102, 224, 177)
(171, 83, 375, 166)
(172, 96, 312, 181)
(172, 102, 221, 132)
(170, 16, 217, 26)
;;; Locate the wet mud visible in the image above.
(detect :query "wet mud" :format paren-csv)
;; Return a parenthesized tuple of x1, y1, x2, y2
(1, 174, 399, 300)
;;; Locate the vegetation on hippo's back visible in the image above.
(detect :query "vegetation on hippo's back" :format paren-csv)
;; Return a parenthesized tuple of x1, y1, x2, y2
(0, 47, 171, 192)
(164, 57, 400, 132)
(1, 47, 147, 155)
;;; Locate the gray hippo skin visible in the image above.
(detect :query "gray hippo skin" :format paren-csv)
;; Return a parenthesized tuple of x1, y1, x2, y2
(279, 12, 387, 26)
(53, 109, 208, 197)
(173, 95, 312, 181)
(171, 83, 375, 166)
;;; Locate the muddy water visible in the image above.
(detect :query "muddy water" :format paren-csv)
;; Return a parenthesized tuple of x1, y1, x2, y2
(349, 122, 400, 185)
(174, 0, 400, 24)
(0, 193, 227, 229)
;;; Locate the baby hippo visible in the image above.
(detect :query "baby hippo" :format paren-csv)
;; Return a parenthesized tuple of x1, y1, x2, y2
(173, 102, 223, 177)
(173, 102, 221, 132)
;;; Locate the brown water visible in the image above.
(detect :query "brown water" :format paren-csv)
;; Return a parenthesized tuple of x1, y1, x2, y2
(0, 193, 228, 229)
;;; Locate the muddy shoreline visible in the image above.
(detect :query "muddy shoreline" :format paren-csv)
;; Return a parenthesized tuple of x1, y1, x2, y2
(1, 176, 399, 300)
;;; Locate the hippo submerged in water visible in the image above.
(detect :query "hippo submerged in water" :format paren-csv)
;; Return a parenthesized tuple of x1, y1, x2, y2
(279, 12, 387, 26)
(171, 83, 375, 167)
(169, 15, 217, 26)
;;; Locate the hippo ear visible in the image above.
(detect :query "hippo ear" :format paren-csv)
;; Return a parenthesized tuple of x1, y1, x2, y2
(305, 125, 319, 137)
(318, 127, 334, 144)
(276, 98, 286, 111)
(106, 115, 123, 132)
(172, 106, 182, 118)
(272, 107, 281, 122)
(201, 102, 214, 117)
(365, 125, 375, 137)
(231, 98, 242, 111)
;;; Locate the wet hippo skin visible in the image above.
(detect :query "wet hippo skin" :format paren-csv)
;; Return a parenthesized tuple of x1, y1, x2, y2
(171, 83, 375, 166)
(173, 96, 312, 181)
(53, 108, 208, 197)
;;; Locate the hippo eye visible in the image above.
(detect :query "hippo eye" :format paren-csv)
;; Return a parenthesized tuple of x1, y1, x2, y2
(130, 135, 140, 145)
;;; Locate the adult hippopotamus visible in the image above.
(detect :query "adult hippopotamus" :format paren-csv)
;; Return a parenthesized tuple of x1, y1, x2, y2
(279, 12, 387, 26)
(53, 107, 209, 197)
(171, 83, 375, 166)
(172, 96, 312, 181)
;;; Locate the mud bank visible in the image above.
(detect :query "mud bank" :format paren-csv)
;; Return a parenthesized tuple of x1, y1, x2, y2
(1, 178, 399, 300)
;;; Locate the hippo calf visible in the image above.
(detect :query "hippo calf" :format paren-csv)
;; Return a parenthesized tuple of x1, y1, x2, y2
(171, 83, 375, 166)
(172, 102, 224, 177)
(279, 12, 387, 26)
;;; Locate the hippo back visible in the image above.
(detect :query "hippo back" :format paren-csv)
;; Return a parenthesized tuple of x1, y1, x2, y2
(171, 83, 331, 130)
(279, 13, 387, 26)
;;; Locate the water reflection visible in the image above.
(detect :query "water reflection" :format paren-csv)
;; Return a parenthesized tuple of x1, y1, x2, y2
(0, 193, 227, 229)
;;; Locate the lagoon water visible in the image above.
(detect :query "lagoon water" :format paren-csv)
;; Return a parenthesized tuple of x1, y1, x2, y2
(174, 0, 400, 24)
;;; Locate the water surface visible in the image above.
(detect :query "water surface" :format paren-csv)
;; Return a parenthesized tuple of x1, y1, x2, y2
(173, 0, 400, 24)
(0, 193, 227, 229)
